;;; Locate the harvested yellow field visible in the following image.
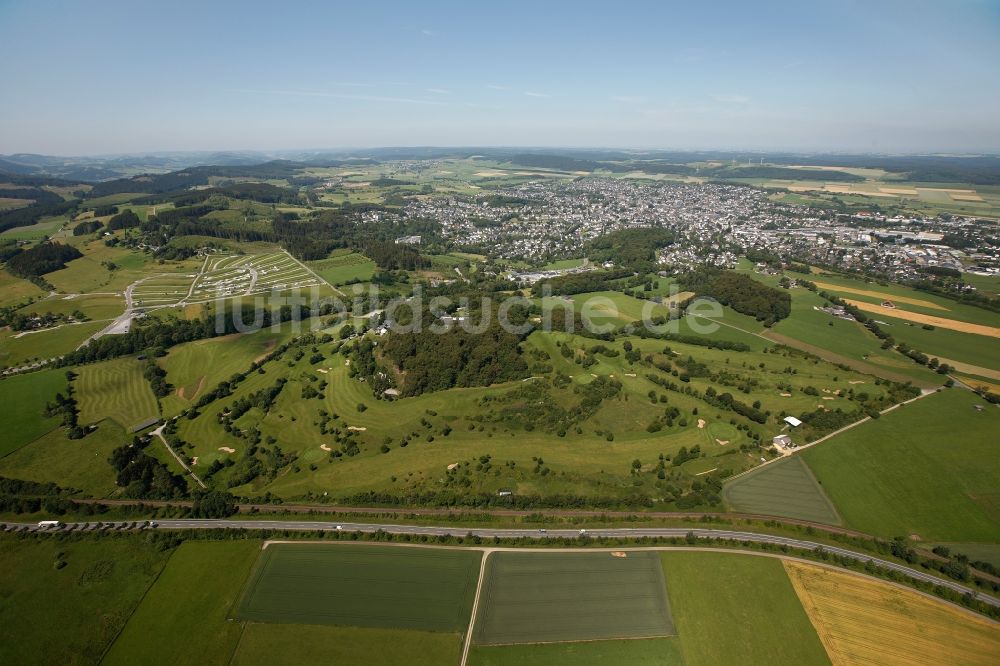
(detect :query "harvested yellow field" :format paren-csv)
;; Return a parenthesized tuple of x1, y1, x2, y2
(844, 299, 1000, 338)
(812, 282, 949, 311)
(878, 187, 919, 196)
(951, 193, 985, 202)
(784, 561, 1000, 666)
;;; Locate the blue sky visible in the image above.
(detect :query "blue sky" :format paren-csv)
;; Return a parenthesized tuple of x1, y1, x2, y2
(1, 0, 998, 154)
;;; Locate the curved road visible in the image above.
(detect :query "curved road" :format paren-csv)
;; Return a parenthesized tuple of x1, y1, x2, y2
(9, 518, 997, 608)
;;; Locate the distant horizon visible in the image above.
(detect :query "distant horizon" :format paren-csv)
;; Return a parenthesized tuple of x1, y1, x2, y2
(3, 146, 1000, 161)
(2, 0, 998, 155)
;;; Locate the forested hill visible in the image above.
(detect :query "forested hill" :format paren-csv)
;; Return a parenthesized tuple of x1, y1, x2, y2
(680, 269, 792, 325)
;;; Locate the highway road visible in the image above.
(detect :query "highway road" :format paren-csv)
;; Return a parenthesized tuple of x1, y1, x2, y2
(6, 518, 997, 608)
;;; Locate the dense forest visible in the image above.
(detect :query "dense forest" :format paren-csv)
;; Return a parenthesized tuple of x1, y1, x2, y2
(381, 314, 530, 396)
(680, 269, 791, 324)
(5, 242, 82, 278)
(585, 227, 675, 272)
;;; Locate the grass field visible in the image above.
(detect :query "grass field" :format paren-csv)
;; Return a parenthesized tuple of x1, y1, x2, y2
(103, 540, 261, 666)
(785, 560, 1000, 665)
(236, 543, 481, 631)
(0, 321, 107, 368)
(0, 420, 126, 496)
(0, 267, 46, 307)
(470, 637, 683, 665)
(307, 251, 376, 286)
(803, 389, 1000, 542)
(473, 550, 674, 645)
(661, 551, 830, 665)
(0, 536, 170, 666)
(75, 357, 159, 430)
(158, 329, 294, 416)
(0, 368, 67, 457)
(723, 456, 841, 524)
(231, 624, 462, 666)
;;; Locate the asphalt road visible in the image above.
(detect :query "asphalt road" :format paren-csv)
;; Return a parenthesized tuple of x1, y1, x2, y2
(6, 518, 997, 608)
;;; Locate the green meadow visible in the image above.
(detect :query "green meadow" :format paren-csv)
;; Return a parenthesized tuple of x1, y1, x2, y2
(103, 540, 261, 666)
(0, 368, 67, 457)
(0, 536, 170, 666)
(661, 551, 830, 666)
(803, 388, 1000, 542)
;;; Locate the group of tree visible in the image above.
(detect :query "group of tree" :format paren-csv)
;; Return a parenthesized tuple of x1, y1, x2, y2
(4, 242, 82, 278)
(679, 269, 791, 324)
(381, 314, 529, 396)
(108, 438, 187, 500)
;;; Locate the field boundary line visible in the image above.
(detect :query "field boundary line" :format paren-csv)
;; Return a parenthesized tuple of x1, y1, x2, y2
(460, 550, 490, 666)
(96, 541, 180, 664)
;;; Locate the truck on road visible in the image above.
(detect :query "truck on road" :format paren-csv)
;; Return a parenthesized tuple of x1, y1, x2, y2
(37, 520, 63, 529)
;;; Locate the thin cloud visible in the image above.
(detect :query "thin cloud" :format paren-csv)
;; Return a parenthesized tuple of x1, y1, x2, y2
(486, 84, 508, 91)
(420, 28, 438, 36)
(425, 88, 451, 94)
(713, 94, 750, 104)
(611, 95, 645, 103)
(227, 88, 446, 106)
(523, 91, 551, 98)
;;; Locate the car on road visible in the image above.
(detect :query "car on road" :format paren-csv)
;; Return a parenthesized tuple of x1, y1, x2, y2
(334, 525, 343, 531)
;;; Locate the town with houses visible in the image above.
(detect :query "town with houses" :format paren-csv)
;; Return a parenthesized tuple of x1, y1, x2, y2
(385, 177, 998, 287)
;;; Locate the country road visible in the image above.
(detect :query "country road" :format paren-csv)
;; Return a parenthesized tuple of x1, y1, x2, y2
(7, 518, 996, 609)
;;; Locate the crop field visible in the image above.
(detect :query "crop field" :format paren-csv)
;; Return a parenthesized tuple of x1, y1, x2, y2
(472, 550, 674, 645)
(723, 456, 841, 524)
(235, 543, 481, 631)
(784, 561, 1000, 665)
(0, 368, 67, 457)
(661, 551, 829, 665)
(843, 298, 1000, 338)
(103, 540, 261, 666)
(803, 388, 1000, 542)
(470, 637, 683, 665)
(307, 250, 376, 286)
(75, 357, 159, 430)
(230, 624, 462, 666)
(0, 420, 127, 496)
(0, 536, 171, 666)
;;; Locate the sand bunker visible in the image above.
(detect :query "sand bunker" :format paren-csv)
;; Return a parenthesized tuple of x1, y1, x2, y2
(218, 447, 236, 454)
(320, 444, 331, 452)
(347, 426, 367, 431)
(697, 419, 706, 429)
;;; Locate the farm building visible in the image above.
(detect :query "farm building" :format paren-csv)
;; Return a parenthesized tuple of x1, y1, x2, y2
(784, 416, 803, 427)
(772, 434, 793, 449)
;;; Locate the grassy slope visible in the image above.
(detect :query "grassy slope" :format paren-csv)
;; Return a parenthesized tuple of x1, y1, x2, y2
(231, 624, 462, 666)
(785, 560, 1000, 665)
(0, 321, 107, 368)
(0, 267, 46, 307)
(803, 388, 1000, 541)
(661, 551, 830, 666)
(0, 420, 126, 496)
(0, 536, 170, 666)
(175, 324, 889, 500)
(469, 638, 683, 665)
(0, 368, 67, 457)
(103, 540, 261, 666)
(76, 357, 160, 430)
(158, 329, 293, 416)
